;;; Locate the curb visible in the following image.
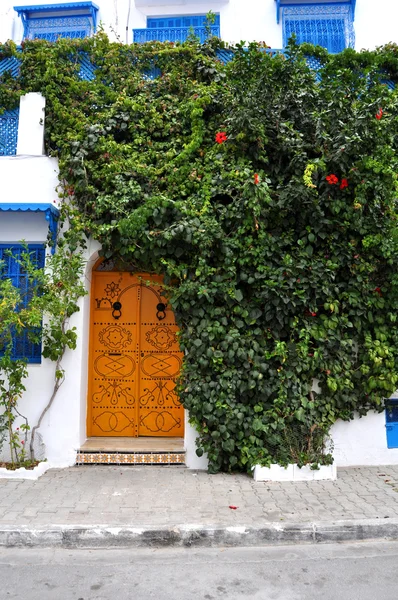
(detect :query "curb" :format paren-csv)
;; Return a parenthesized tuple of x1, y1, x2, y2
(1, 519, 398, 548)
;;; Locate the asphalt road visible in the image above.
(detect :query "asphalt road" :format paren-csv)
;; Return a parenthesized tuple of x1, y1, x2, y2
(1, 541, 398, 600)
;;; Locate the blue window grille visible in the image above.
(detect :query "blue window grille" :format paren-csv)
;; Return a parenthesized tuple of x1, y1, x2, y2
(282, 5, 355, 53)
(0, 245, 45, 363)
(78, 52, 96, 81)
(385, 399, 398, 449)
(0, 108, 19, 156)
(133, 14, 220, 44)
(14, 2, 99, 42)
(0, 56, 21, 79)
(25, 16, 92, 41)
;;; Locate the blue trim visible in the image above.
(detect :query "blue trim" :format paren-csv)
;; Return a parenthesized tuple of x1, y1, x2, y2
(14, 3, 99, 15)
(275, 0, 356, 24)
(385, 398, 398, 449)
(0, 203, 60, 254)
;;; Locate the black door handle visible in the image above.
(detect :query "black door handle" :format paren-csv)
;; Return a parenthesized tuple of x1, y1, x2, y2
(112, 301, 122, 320)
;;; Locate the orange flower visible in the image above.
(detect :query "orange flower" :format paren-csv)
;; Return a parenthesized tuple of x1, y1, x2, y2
(254, 173, 260, 185)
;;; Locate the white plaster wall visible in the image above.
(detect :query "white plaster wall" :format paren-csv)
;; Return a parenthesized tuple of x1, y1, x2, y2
(184, 411, 209, 469)
(331, 411, 398, 467)
(0, 156, 60, 208)
(355, 0, 398, 52)
(1, 0, 398, 49)
(31, 238, 101, 465)
(17, 93, 46, 156)
(0, 212, 49, 243)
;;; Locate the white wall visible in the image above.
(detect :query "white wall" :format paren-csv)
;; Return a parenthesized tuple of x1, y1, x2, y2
(332, 411, 398, 467)
(0, 212, 49, 243)
(0, 156, 60, 208)
(1, 0, 398, 49)
(2, 2, 398, 469)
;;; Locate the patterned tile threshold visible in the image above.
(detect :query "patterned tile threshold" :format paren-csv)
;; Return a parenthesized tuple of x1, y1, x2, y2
(80, 437, 184, 452)
(76, 451, 186, 466)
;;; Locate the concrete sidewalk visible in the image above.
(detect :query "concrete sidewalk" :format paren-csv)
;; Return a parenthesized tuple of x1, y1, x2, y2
(0, 465, 398, 548)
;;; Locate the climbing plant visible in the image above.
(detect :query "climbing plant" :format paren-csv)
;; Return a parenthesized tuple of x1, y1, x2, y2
(2, 34, 398, 471)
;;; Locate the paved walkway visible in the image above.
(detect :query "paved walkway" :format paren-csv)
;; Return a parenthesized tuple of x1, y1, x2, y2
(0, 465, 398, 527)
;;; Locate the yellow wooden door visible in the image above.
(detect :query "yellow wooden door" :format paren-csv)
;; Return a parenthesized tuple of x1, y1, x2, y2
(87, 270, 184, 437)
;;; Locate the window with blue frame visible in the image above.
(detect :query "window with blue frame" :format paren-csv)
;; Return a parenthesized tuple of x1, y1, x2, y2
(385, 399, 398, 449)
(14, 2, 99, 42)
(280, 3, 355, 53)
(0, 108, 19, 157)
(133, 14, 220, 44)
(0, 245, 45, 363)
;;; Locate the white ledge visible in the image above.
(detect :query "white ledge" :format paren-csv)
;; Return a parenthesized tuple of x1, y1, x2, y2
(253, 463, 337, 482)
(0, 461, 51, 480)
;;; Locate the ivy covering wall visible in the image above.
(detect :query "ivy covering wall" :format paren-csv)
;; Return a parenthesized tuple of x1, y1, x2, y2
(2, 35, 398, 471)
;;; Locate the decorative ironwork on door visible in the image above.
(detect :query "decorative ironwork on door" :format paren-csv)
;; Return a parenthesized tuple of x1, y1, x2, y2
(87, 270, 184, 437)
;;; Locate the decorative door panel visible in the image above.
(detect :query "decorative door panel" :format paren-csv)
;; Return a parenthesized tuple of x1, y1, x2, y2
(88, 272, 140, 437)
(87, 270, 184, 437)
(138, 278, 184, 437)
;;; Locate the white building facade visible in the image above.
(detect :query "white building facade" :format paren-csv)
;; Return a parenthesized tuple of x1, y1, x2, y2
(0, 0, 397, 52)
(1, 0, 398, 470)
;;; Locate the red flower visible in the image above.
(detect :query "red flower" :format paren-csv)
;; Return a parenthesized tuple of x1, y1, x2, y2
(254, 173, 260, 185)
(215, 131, 227, 144)
(326, 174, 339, 185)
(229, 505, 238, 510)
(340, 178, 349, 190)
(376, 108, 383, 120)
(21, 441, 24, 445)
(310, 312, 317, 317)
(374, 287, 382, 296)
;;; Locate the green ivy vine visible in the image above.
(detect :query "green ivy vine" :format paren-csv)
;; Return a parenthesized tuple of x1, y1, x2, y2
(2, 34, 398, 471)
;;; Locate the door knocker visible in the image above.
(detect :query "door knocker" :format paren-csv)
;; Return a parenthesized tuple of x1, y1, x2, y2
(156, 302, 167, 321)
(112, 301, 122, 320)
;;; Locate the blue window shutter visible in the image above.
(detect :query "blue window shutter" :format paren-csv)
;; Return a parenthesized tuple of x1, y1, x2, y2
(147, 14, 219, 29)
(0, 245, 45, 363)
(282, 4, 354, 53)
